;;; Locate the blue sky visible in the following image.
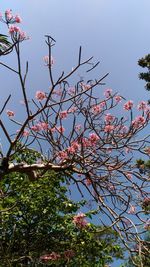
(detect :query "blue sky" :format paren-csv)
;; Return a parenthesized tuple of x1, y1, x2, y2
(0, 1, 150, 266)
(1, 0, 150, 102)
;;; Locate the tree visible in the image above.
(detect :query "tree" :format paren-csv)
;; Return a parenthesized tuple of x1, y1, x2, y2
(0, 9, 150, 264)
(0, 147, 124, 266)
(138, 54, 150, 92)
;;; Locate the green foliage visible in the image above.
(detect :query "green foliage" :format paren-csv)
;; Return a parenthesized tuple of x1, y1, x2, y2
(0, 148, 124, 266)
(138, 54, 150, 92)
(0, 34, 12, 55)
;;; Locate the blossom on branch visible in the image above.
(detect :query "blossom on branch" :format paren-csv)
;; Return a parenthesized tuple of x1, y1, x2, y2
(35, 91, 47, 101)
(73, 213, 88, 229)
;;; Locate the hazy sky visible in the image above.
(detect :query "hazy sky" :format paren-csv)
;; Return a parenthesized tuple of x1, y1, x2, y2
(1, 1, 150, 265)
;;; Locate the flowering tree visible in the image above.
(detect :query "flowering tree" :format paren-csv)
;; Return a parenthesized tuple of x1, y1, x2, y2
(0, 9, 150, 264)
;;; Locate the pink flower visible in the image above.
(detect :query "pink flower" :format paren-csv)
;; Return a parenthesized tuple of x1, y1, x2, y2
(35, 91, 46, 101)
(52, 88, 62, 96)
(73, 212, 88, 229)
(120, 125, 128, 134)
(123, 100, 133, 111)
(92, 105, 102, 115)
(58, 151, 68, 160)
(23, 130, 30, 137)
(40, 252, 61, 262)
(5, 9, 13, 20)
(80, 82, 91, 90)
(59, 110, 68, 119)
(15, 15, 22, 23)
(104, 88, 112, 98)
(115, 95, 122, 103)
(6, 110, 15, 117)
(9, 25, 20, 33)
(104, 125, 114, 133)
(81, 137, 91, 148)
(31, 125, 41, 132)
(19, 30, 27, 40)
(104, 113, 115, 124)
(8, 25, 27, 41)
(38, 122, 49, 130)
(137, 101, 147, 111)
(67, 141, 80, 154)
(43, 55, 55, 66)
(89, 133, 100, 143)
(99, 101, 106, 108)
(132, 116, 145, 129)
(128, 205, 136, 214)
(68, 107, 77, 113)
(68, 87, 76, 95)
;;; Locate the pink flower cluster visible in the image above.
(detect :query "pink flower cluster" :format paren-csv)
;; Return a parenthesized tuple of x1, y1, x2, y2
(115, 95, 122, 103)
(104, 88, 112, 98)
(123, 100, 133, 111)
(22, 130, 30, 137)
(4, 9, 22, 23)
(68, 87, 76, 95)
(31, 122, 48, 132)
(104, 125, 114, 133)
(73, 212, 88, 229)
(9, 25, 27, 41)
(132, 116, 145, 129)
(80, 82, 91, 90)
(92, 104, 102, 115)
(52, 88, 62, 96)
(68, 107, 77, 113)
(137, 101, 147, 111)
(89, 133, 100, 143)
(35, 91, 47, 101)
(57, 151, 68, 161)
(6, 110, 15, 117)
(67, 141, 80, 154)
(81, 133, 100, 148)
(104, 113, 115, 124)
(59, 110, 68, 119)
(43, 55, 55, 66)
(40, 252, 61, 262)
(58, 141, 80, 161)
(40, 250, 75, 263)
